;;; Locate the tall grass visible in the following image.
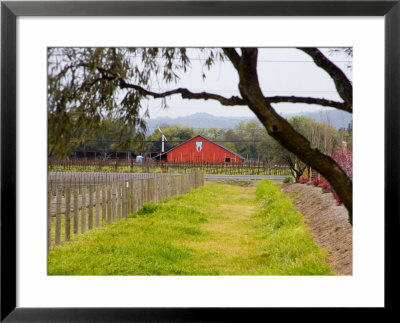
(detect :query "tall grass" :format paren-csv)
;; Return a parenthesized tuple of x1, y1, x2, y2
(48, 181, 331, 275)
(254, 180, 331, 275)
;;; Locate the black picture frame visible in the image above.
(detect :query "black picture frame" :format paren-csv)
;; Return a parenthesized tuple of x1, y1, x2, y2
(1, 0, 399, 321)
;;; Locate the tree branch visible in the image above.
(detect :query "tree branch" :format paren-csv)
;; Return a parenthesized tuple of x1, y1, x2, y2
(96, 66, 245, 106)
(97, 65, 352, 112)
(222, 48, 241, 69)
(297, 48, 353, 109)
(119, 79, 245, 106)
(266, 96, 352, 113)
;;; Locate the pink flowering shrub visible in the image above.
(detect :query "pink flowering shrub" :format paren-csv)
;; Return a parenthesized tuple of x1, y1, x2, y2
(321, 180, 331, 191)
(305, 150, 352, 205)
(329, 148, 352, 205)
(331, 149, 353, 180)
(299, 178, 309, 184)
(311, 178, 323, 187)
(296, 149, 352, 206)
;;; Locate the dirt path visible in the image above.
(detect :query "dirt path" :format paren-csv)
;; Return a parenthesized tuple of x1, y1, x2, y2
(183, 183, 332, 275)
(280, 183, 353, 275)
(183, 185, 267, 274)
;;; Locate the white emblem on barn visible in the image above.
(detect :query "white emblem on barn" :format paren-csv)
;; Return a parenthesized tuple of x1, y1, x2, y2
(196, 141, 202, 152)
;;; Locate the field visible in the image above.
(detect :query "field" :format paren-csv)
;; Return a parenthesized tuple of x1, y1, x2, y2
(48, 180, 332, 275)
(48, 159, 291, 176)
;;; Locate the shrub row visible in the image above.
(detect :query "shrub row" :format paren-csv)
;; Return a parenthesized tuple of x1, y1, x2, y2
(298, 177, 342, 205)
(295, 149, 352, 206)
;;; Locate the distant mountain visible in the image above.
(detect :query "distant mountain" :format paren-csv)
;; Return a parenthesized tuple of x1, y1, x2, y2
(146, 110, 352, 134)
(282, 109, 352, 130)
(146, 113, 255, 133)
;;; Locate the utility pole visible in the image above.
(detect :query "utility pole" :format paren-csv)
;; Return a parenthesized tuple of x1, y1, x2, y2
(158, 126, 167, 161)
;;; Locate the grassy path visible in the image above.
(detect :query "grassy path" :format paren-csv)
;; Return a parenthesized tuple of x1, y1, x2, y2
(48, 181, 331, 275)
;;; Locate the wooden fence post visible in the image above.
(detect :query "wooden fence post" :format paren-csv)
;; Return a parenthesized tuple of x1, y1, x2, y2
(107, 184, 112, 224)
(146, 178, 150, 204)
(81, 186, 86, 234)
(102, 184, 107, 225)
(159, 175, 162, 201)
(152, 177, 156, 203)
(125, 180, 132, 214)
(146, 178, 150, 203)
(55, 187, 62, 246)
(114, 183, 118, 221)
(117, 182, 122, 220)
(157, 177, 161, 202)
(132, 180, 137, 213)
(184, 174, 188, 193)
(95, 184, 100, 228)
(162, 176, 166, 200)
(165, 176, 169, 198)
(73, 186, 79, 234)
(123, 181, 127, 219)
(65, 187, 71, 241)
(141, 179, 145, 206)
(155, 177, 159, 203)
(88, 185, 94, 230)
(113, 183, 117, 222)
(132, 180, 136, 213)
(47, 190, 52, 250)
(137, 180, 142, 210)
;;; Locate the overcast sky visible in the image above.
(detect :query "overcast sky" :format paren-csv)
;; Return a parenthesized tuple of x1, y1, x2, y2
(142, 47, 352, 119)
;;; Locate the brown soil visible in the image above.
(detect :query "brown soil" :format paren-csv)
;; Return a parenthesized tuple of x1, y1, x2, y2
(280, 183, 353, 275)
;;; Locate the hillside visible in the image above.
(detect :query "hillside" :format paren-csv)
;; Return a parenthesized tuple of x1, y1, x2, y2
(146, 110, 352, 133)
(146, 113, 254, 132)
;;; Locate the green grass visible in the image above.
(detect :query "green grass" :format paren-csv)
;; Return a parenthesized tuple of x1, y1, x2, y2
(48, 180, 331, 275)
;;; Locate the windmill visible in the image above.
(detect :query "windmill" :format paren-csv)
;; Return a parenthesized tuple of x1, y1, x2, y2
(158, 126, 168, 160)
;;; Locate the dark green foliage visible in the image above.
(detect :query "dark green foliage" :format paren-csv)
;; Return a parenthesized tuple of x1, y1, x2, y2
(131, 203, 159, 217)
(283, 177, 293, 183)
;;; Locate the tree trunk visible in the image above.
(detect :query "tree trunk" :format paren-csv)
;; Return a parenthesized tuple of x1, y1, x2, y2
(295, 172, 302, 183)
(236, 49, 353, 224)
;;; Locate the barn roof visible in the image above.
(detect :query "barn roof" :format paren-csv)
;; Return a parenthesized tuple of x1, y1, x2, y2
(165, 134, 245, 160)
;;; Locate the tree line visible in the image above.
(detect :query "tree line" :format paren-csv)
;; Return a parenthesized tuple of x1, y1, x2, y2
(65, 116, 351, 183)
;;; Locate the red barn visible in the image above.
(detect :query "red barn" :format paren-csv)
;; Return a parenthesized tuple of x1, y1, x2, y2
(166, 135, 245, 163)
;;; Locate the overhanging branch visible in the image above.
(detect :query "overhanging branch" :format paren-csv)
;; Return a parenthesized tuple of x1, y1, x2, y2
(298, 48, 353, 109)
(119, 79, 246, 106)
(267, 96, 352, 113)
(96, 66, 245, 106)
(96, 65, 351, 111)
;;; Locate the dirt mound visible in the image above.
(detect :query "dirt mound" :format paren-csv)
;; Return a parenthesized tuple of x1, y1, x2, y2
(281, 183, 352, 275)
